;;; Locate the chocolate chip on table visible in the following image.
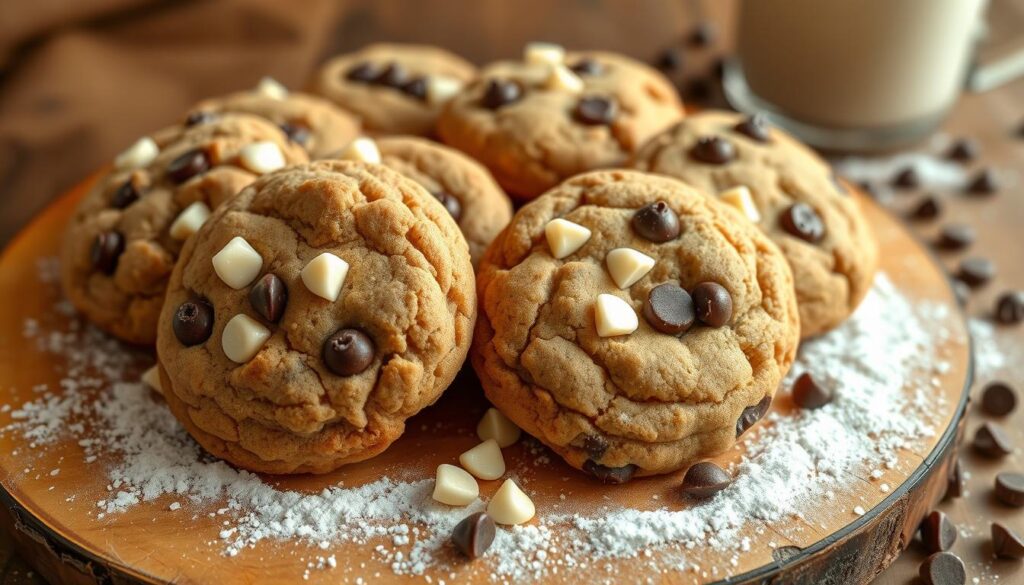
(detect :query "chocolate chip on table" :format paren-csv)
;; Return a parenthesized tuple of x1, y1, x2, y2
(374, 62, 409, 88)
(689, 136, 736, 165)
(945, 458, 964, 499)
(680, 461, 731, 498)
(919, 510, 958, 554)
(711, 57, 726, 79)
(981, 381, 1017, 416)
(687, 22, 717, 47)
(481, 79, 523, 109)
(946, 138, 978, 163)
(90, 231, 125, 275)
(643, 283, 695, 335)
(632, 201, 681, 243)
(111, 180, 140, 209)
(736, 395, 772, 437)
(733, 114, 771, 143)
(779, 203, 825, 243)
(654, 47, 683, 72)
(995, 472, 1024, 507)
(185, 110, 216, 127)
(249, 274, 287, 323)
(992, 522, 1024, 559)
(574, 96, 618, 126)
(791, 372, 832, 409)
(172, 298, 214, 346)
(323, 328, 375, 376)
(692, 282, 733, 327)
(451, 512, 496, 559)
(683, 78, 712, 102)
(432, 190, 462, 221)
(995, 291, 1024, 324)
(892, 166, 921, 189)
(570, 58, 604, 76)
(279, 122, 310, 145)
(936, 223, 975, 250)
(345, 61, 378, 82)
(919, 552, 966, 585)
(167, 148, 211, 184)
(973, 422, 1013, 458)
(582, 435, 609, 460)
(583, 460, 638, 484)
(908, 195, 941, 221)
(957, 257, 995, 287)
(965, 167, 998, 195)
(401, 76, 428, 101)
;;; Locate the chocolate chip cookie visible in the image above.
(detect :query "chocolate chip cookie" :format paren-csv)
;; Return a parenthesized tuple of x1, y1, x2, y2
(471, 170, 799, 479)
(310, 43, 477, 136)
(437, 45, 684, 200)
(633, 110, 878, 338)
(60, 114, 308, 344)
(155, 161, 476, 474)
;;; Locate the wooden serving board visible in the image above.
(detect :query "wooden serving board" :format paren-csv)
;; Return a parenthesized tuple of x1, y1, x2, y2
(0, 179, 971, 585)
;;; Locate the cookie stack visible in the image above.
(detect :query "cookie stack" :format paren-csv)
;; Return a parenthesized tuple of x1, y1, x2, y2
(59, 42, 876, 482)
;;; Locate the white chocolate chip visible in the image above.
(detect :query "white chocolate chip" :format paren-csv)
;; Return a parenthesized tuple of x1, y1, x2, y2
(114, 137, 159, 171)
(425, 75, 464, 106)
(605, 248, 655, 289)
(718, 186, 761, 223)
(545, 64, 584, 94)
(212, 237, 263, 290)
(545, 218, 591, 259)
(524, 42, 565, 66)
(300, 252, 349, 302)
(169, 201, 211, 241)
(487, 479, 535, 525)
(595, 293, 638, 337)
(141, 365, 162, 394)
(431, 464, 479, 506)
(239, 141, 286, 174)
(221, 314, 271, 363)
(458, 439, 505, 481)
(476, 408, 522, 448)
(256, 76, 289, 100)
(338, 137, 381, 164)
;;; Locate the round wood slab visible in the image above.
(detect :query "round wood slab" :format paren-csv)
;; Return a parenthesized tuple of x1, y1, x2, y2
(0, 178, 971, 585)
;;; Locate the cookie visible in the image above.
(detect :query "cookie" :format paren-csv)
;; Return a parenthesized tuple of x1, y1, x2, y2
(189, 77, 360, 158)
(155, 160, 476, 474)
(310, 43, 477, 136)
(632, 110, 878, 337)
(471, 170, 799, 479)
(437, 44, 684, 200)
(60, 114, 309, 344)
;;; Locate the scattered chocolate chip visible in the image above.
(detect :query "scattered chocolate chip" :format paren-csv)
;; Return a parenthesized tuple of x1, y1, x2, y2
(402, 76, 428, 101)
(570, 58, 604, 76)
(574, 96, 618, 126)
(992, 522, 1024, 559)
(692, 282, 733, 327)
(995, 291, 1024, 324)
(279, 122, 310, 145)
(892, 166, 921, 189)
(432, 190, 462, 222)
(733, 114, 770, 143)
(680, 461, 731, 498)
(736, 395, 772, 437)
(689, 136, 736, 165)
(632, 201, 681, 243)
(643, 283, 695, 335)
(946, 138, 978, 163)
(111, 180, 140, 209)
(909, 195, 941, 221)
(973, 422, 1012, 457)
(711, 57, 726, 79)
(945, 458, 964, 499)
(249, 274, 287, 323)
(582, 435, 609, 460)
(481, 79, 523, 109)
(995, 472, 1024, 507)
(919, 510, 958, 554)
(791, 372, 832, 409)
(957, 257, 995, 287)
(167, 148, 211, 184)
(687, 22, 717, 47)
(683, 78, 713, 102)
(936, 223, 975, 250)
(919, 552, 966, 585)
(323, 328, 375, 376)
(779, 203, 825, 243)
(654, 47, 683, 72)
(185, 110, 216, 127)
(90, 232, 125, 275)
(374, 62, 409, 88)
(172, 299, 214, 347)
(345, 62, 379, 83)
(951, 279, 971, 307)
(981, 381, 1017, 416)
(966, 168, 998, 195)
(451, 512, 496, 559)
(583, 460, 638, 484)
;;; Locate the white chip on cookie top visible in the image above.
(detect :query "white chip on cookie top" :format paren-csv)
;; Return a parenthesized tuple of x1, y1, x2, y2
(114, 137, 159, 171)
(545, 64, 585, 94)
(212, 237, 263, 290)
(169, 201, 211, 241)
(595, 293, 638, 337)
(487, 479, 535, 525)
(425, 75, 464, 106)
(301, 252, 349, 302)
(256, 76, 289, 100)
(718, 186, 761, 223)
(605, 248, 655, 289)
(477, 408, 521, 448)
(239, 141, 286, 174)
(432, 464, 479, 506)
(221, 314, 271, 363)
(338, 137, 381, 164)
(545, 218, 591, 259)
(524, 42, 565, 66)
(459, 439, 505, 480)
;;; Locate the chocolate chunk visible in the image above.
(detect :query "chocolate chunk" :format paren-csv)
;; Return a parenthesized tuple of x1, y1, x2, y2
(683, 78, 712, 102)
(936, 223, 975, 250)
(973, 422, 1012, 457)
(323, 328, 375, 376)
(992, 522, 1024, 559)
(570, 58, 604, 76)
(711, 57, 726, 79)
(892, 166, 921, 189)
(945, 458, 964, 499)
(582, 435, 608, 460)
(733, 114, 770, 143)
(574, 96, 618, 126)
(111, 180, 140, 209)
(689, 136, 736, 165)
(779, 203, 825, 243)
(374, 62, 409, 88)
(432, 190, 462, 222)
(90, 232, 125, 275)
(583, 460, 638, 484)
(919, 552, 965, 585)
(951, 279, 971, 307)
(966, 168, 998, 195)
(957, 257, 995, 287)
(791, 372, 832, 409)
(687, 22, 716, 47)
(167, 148, 211, 184)
(172, 299, 214, 347)
(654, 47, 683, 72)
(995, 472, 1024, 507)
(946, 138, 978, 163)
(481, 79, 523, 109)
(451, 512, 496, 559)
(345, 62, 379, 82)
(402, 76, 428, 101)
(919, 510, 957, 553)
(279, 122, 310, 145)
(680, 461, 731, 498)
(981, 381, 1017, 416)
(632, 201, 681, 243)
(643, 283, 695, 335)
(736, 395, 772, 437)
(995, 291, 1024, 324)
(692, 282, 733, 327)
(909, 195, 941, 221)
(249, 273, 287, 323)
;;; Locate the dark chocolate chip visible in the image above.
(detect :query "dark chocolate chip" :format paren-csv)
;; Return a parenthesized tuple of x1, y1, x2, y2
(946, 138, 978, 163)
(936, 223, 975, 250)
(951, 279, 971, 307)
(689, 136, 736, 165)
(733, 114, 770, 143)
(973, 422, 1012, 457)
(966, 168, 999, 195)
(481, 79, 523, 110)
(908, 195, 941, 221)
(779, 203, 825, 243)
(892, 166, 921, 189)
(736, 395, 772, 437)
(167, 148, 211, 184)
(432, 190, 462, 222)
(683, 78, 712, 102)
(791, 372, 832, 409)
(583, 460, 638, 484)
(995, 291, 1024, 324)
(374, 62, 409, 88)
(582, 435, 608, 460)
(249, 273, 287, 323)
(945, 458, 964, 499)
(279, 122, 311, 145)
(995, 472, 1024, 507)
(957, 257, 995, 287)
(654, 47, 683, 72)
(632, 201, 681, 243)
(992, 522, 1024, 559)
(185, 110, 216, 127)
(680, 461, 731, 498)
(345, 62, 378, 83)
(451, 512, 496, 559)
(982, 381, 1017, 416)
(919, 552, 965, 585)
(172, 299, 214, 347)
(573, 96, 618, 126)
(111, 180, 140, 209)
(570, 58, 604, 76)
(402, 76, 428, 101)
(90, 232, 125, 275)
(687, 22, 717, 47)
(919, 510, 958, 554)
(711, 57, 726, 79)
(692, 282, 733, 327)
(643, 283, 695, 335)
(323, 328, 375, 376)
